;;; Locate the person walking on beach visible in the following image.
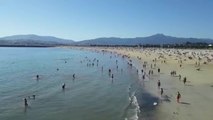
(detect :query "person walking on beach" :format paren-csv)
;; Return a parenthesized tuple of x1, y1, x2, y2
(179, 74, 181, 81)
(157, 80, 161, 89)
(160, 88, 163, 96)
(177, 92, 181, 103)
(158, 68, 160, 73)
(183, 77, 187, 85)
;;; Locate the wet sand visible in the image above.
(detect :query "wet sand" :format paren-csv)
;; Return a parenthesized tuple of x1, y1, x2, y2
(68, 46, 213, 120)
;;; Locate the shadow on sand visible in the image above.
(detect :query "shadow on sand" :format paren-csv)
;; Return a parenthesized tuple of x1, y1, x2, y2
(162, 95, 171, 102)
(180, 102, 191, 105)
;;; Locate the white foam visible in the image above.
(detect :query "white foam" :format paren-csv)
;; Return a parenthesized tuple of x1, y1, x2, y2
(126, 94, 140, 120)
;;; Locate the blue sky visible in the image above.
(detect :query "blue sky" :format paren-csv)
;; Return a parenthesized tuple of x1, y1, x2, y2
(0, 0, 212, 41)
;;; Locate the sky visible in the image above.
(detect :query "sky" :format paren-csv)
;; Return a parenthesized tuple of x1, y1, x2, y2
(0, 0, 212, 41)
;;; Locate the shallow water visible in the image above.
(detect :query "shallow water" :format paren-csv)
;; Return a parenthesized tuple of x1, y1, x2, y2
(0, 47, 145, 120)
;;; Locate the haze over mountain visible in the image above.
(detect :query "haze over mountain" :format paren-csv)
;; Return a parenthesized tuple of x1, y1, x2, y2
(0, 34, 212, 47)
(0, 34, 74, 46)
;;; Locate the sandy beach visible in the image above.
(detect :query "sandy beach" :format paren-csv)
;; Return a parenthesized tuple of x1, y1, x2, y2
(70, 46, 213, 120)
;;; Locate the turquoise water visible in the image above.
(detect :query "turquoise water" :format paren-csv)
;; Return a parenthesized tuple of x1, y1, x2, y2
(0, 47, 142, 120)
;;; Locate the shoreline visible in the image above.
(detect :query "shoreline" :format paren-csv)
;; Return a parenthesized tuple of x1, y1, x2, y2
(67, 46, 213, 120)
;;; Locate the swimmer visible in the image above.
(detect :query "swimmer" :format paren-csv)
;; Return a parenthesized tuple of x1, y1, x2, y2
(62, 83, 65, 89)
(73, 74, 75, 79)
(32, 95, 36, 100)
(36, 75, 39, 80)
(24, 98, 28, 106)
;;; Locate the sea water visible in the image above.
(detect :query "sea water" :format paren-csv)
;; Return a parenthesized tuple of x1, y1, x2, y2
(0, 47, 145, 120)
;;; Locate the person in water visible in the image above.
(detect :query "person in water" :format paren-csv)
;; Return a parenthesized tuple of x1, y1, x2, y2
(73, 74, 75, 79)
(62, 83, 65, 89)
(157, 80, 161, 89)
(36, 75, 39, 80)
(32, 95, 36, 100)
(108, 69, 111, 73)
(24, 98, 28, 106)
(177, 91, 181, 103)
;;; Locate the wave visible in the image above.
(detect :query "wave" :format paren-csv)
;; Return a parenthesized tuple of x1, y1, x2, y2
(124, 90, 140, 120)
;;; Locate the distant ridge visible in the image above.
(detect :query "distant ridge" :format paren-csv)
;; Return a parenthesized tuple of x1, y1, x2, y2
(0, 34, 74, 46)
(76, 34, 213, 45)
(0, 34, 213, 47)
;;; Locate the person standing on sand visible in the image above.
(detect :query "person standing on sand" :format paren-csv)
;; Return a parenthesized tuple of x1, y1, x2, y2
(183, 77, 187, 85)
(177, 92, 181, 103)
(160, 88, 163, 96)
(157, 80, 161, 89)
(179, 74, 181, 81)
(158, 68, 160, 73)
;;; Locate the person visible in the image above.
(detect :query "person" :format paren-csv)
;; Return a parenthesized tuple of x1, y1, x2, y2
(142, 75, 145, 80)
(179, 74, 181, 81)
(157, 80, 161, 89)
(62, 83, 65, 89)
(177, 92, 181, 103)
(111, 74, 114, 79)
(24, 98, 28, 106)
(160, 88, 163, 96)
(57, 68, 59, 71)
(73, 74, 75, 79)
(32, 95, 36, 100)
(183, 77, 187, 85)
(109, 69, 111, 73)
(36, 75, 39, 80)
(158, 68, 160, 73)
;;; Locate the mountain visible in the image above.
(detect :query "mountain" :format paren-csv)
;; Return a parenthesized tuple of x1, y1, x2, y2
(76, 34, 213, 45)
(0, 34, 74, 47)
(0, 34, 213, 47)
